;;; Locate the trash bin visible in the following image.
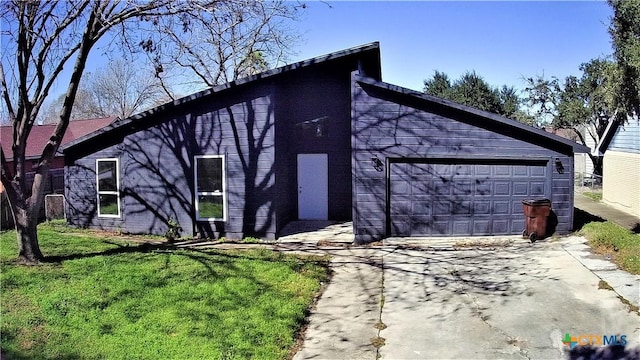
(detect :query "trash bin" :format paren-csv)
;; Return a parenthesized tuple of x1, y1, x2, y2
(522, 199, 551, 243)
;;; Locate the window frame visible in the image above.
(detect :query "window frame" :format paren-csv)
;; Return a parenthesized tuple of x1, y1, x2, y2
(194, 154, 227, 222)
(96, 158, 121, 218)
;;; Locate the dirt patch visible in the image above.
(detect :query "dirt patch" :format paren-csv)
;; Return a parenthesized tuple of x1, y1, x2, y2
(370, 336, 386, 348)
(453, 239, 515, 249)
(598, 279, 614, 291)
(373, 321, 387, 330)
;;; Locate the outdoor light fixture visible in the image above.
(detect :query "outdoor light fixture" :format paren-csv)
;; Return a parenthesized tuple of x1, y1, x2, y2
(371, 155, 384, 172)
(555, 157, 564, 174)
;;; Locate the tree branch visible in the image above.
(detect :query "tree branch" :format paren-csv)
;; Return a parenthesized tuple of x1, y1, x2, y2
(0, 62, 16, 124)
(32, 2, 102, 209)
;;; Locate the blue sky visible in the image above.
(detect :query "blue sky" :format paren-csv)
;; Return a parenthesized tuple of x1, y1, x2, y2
(15, 1, 613, 104)
(290, 1, 613, 92)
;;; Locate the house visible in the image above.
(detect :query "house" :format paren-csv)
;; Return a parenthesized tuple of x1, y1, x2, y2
(597, 117, 640, 217)
(543, 126, 593, 177)
(62, 43, 589, 242)
(1, 117, 116, 228)
(1, 116, 117, 192)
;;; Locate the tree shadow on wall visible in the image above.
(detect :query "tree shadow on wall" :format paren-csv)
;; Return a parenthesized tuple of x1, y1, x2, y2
(119, 94, 276, 239)
(68, 90, 276, 240)
(352, 81, 560, 239)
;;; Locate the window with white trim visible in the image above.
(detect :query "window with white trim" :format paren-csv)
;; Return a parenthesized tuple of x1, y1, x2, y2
(195, 155, 226, 221)
(96, 158, 120, 217)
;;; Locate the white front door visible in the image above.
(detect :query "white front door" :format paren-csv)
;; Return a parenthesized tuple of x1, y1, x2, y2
(297, 154, 328, 220)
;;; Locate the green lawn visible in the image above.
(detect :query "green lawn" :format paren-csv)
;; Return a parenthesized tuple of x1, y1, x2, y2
(582, 191, 603, 202)
(579, 221, 640, 275)
(1, 224, 330, 359)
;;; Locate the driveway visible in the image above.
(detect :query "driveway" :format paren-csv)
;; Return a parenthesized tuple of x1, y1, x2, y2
(280, 229, 640, 360)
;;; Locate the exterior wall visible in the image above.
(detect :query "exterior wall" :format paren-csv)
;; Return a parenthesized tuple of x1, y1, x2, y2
(66, 84, 278, 239)
(608, 118, 640, 153)
(574, 153, 587, 175)
(66, 146, 123, 231)
(351, 78, 574, 242)
(275, 64, 353, 225)
(66, 63, 358, 239)
(584, 126, 597, 176)
(602, 150, 640, 217)
(602, 119, 640, 217)
(63, 44, 381, 239)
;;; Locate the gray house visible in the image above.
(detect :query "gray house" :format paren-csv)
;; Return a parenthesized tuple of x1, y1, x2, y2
(63, 43, 588, 243)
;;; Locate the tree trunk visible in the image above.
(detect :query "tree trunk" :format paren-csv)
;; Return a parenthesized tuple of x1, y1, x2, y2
(14, 206, 44, 264)
(588, 153, 604, 177)
(592, 157, 603, 178)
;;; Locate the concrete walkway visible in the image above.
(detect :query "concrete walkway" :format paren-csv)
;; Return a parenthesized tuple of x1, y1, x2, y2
(574, 193, 640, 231)
(278, 221, 640, 360)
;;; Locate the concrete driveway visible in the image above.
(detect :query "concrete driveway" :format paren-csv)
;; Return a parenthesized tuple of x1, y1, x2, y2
(280, 230, 640, 360)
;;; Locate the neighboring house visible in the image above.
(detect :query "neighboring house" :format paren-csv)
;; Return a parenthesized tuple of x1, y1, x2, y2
(62, 43, 588, 243)
(597, 117, 640, 217)
(543, 126, 596, 178)
(1, 117, 116, 228)
(572, 124, 599, 177)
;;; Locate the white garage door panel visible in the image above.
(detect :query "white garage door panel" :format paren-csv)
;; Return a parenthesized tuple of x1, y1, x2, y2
(390, 162, 549, 237)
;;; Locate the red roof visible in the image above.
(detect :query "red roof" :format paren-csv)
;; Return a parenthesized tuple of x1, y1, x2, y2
(1, 117, 116, 161)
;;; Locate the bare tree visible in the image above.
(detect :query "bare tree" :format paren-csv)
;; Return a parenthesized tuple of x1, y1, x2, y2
(86, 58, 167, 118)
(149, 0, 302, 89)
(40, 87, 105, 123)
(0, 1, 196, 264)
(1, 0, 303, 264)
(41, 58, 167, 123)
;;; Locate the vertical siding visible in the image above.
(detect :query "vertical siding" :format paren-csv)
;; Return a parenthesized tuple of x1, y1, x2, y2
(584, 126, 597, 175)
(351, 77, 574, 242)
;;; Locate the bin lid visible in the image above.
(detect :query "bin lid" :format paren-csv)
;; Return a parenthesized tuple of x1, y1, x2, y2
(522, 198, 551, 205)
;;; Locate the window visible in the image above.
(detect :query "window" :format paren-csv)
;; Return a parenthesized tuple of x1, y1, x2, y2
(195, 155, 226, 221)
(96, 158, 120, 217)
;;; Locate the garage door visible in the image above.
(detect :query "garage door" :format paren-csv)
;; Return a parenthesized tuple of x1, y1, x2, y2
(389, 159, 549, 236)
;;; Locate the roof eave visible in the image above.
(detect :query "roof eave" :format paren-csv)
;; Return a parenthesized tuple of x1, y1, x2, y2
(63, 42, 382, 153)
(595, 118, 621, 155)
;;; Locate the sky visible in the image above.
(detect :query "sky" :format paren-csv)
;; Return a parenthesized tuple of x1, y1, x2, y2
(287, 1, 613, 92)
(2, 0, 614, 111)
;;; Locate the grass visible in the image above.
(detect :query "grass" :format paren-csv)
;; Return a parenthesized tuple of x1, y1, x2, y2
(598, 280, 639, 314)
(582, 191, 603, 202)
(579, 221, 640, 275)
(0, 224, 330, 360)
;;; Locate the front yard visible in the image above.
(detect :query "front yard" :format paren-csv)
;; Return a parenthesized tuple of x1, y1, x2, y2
(580, 221, 640, 275)
(0, 224, 330, 359)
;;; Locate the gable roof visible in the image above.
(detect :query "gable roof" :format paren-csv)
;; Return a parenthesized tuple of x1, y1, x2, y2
(354, 75, 590, 154)
(63, 42, 382, 153)
(596, 116, 640, 156)
(1, 116, 116, 161)
(596, 119, 620, 155)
